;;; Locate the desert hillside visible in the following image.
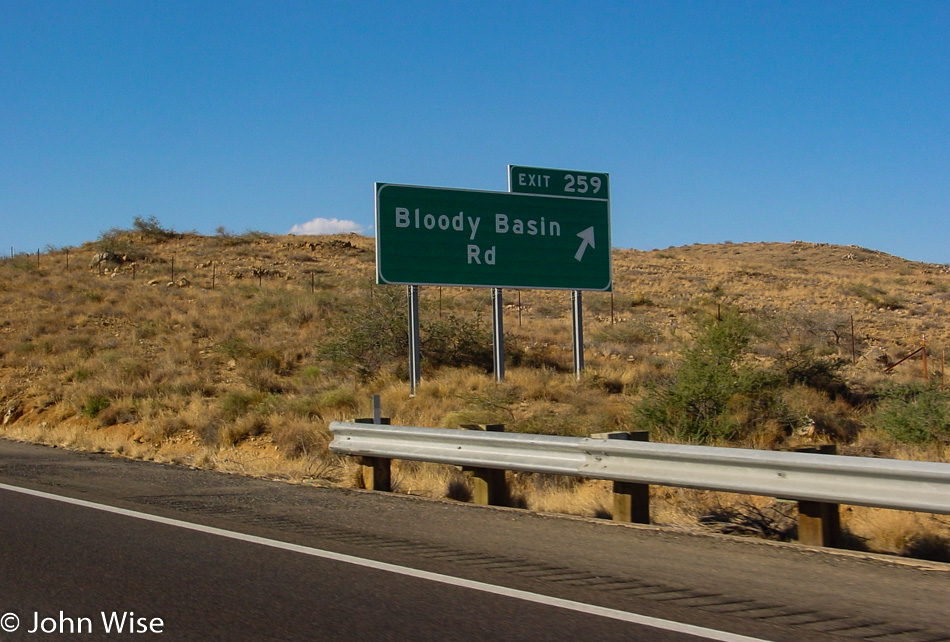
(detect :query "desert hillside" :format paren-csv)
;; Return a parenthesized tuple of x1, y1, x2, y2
(3, 226, 949, 449)
(1, 224, 948, 559)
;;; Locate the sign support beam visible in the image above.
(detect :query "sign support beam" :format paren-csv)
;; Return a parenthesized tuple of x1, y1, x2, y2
(572, 290, 584, 380)
(407, 285, 421, 395)
(491, 287, 505, 382)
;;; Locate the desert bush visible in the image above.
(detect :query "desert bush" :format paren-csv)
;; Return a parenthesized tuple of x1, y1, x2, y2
(515, 409, 608, 437)
(130, 215, 178, 241)
(633, 309, 787, 443)
(95, 399, 137, 427)
(421, 313, 494, 373)
(777, 346, 850, 398)
(220, 413, 268, 446)
(845, 283, 905, 310)
(81, 395, 111, 418)
(459, 383, 519, 417)
(319, 287, 408, 379)
(218, 336, 254, 359)
(96, 228, 136, 256)
(316, 387, 357, 413)
(270, 419, 329, 459)
(249, 349, 282, 374)
(594, 319, 657, 344)
(867, 383, 950, 444)
(152, 415, 190, 441)
(219, 390, 262, 420)
(782, 385, 862, 442)
(321, 288, 511, 379)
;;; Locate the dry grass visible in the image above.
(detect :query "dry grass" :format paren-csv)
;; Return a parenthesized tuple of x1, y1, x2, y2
(2, 231, 950, 561)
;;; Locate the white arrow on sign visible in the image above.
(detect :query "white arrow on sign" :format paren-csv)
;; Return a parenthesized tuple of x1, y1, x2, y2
(574, 227, 595, 262)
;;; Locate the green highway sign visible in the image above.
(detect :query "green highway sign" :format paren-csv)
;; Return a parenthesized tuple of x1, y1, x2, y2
(376, 183, 611, 290)
(509, 165, 609, 200)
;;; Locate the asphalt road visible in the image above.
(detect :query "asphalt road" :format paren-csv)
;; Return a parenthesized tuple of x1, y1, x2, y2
(0, 440, 947, 641)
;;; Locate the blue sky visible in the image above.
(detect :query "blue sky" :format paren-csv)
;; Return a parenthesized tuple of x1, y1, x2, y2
(3, 1, 948, 263)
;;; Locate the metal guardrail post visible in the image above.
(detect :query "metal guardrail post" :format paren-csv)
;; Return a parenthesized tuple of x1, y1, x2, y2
(461, 424, 509, 506)
(795, 445, 841, 547)
(354, 415, 392, 492)
(593, 431, 651, 524)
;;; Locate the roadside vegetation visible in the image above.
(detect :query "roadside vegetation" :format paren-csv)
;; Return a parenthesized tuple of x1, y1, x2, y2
(1, 223, 948, 561)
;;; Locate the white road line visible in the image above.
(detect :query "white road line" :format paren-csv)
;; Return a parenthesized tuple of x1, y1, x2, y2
(0, 482, 771, 642)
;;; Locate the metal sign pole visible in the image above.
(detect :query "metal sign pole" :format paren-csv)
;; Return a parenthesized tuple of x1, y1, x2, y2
(492, 287, 505, 382)
(407, 285, 421, 395)
(572, 289, 584, 380)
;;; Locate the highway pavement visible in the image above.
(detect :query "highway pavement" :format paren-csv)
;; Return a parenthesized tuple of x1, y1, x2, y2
(0, 440, 947, 641)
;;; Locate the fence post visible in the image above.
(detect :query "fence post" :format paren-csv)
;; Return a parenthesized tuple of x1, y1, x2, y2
(593, 431, 651, 524)
(461, 424, 509, 506)
(354, 404, 392, 492)
(795, 445, 841, 547)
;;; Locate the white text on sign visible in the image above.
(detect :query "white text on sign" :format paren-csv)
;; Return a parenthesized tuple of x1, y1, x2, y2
(395, 208, 480, 240)
(516, 172, 551, 188)
(393, 206, 572, 268)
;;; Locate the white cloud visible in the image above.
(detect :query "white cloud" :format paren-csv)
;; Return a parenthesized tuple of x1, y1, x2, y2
(288, 217, 365, 235)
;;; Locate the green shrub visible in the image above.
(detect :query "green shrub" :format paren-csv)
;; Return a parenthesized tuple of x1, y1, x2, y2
(867, 383, 950, 444)
(319, 387, 357, 410)
(217, 337, 254, 359)
(845, 283, 905, 310)
(633, 309, 786, 443)
(82, 395, 111, 418)
(219, 390, 261, 420)
(288, 396, 323, 419)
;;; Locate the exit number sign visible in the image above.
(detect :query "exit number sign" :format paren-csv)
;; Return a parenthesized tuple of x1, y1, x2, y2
(508, 165, 609, 200)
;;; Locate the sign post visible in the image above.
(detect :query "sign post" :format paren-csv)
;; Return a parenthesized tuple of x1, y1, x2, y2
(491, 287, 504, 382)
(407, 285, 421, 395)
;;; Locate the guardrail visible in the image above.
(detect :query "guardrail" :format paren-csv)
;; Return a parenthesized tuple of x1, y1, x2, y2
(328, 419, 950, 547)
